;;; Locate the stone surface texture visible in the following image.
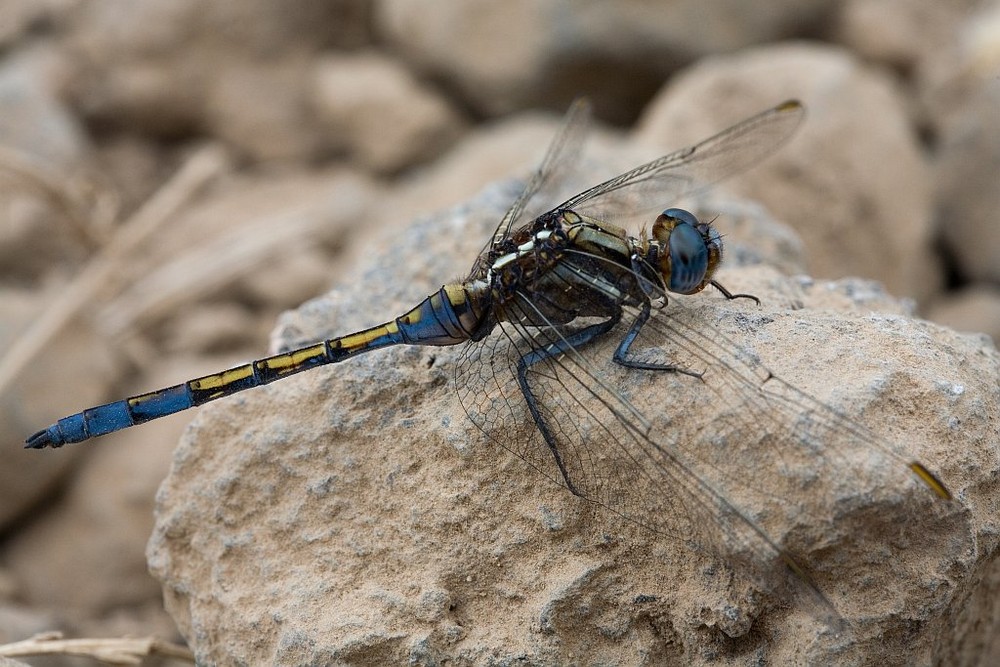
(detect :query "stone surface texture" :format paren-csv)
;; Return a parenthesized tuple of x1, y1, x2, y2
(149, 173, 999, 664)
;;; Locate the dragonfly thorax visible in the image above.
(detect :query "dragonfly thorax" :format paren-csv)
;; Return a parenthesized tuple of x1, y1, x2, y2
(485, 211, 575, 304)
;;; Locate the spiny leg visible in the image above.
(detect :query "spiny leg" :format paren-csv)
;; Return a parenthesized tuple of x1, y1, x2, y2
(612, 301, 703, 376)
(516, 313, 620, 496)
(613, 281, 760, 374)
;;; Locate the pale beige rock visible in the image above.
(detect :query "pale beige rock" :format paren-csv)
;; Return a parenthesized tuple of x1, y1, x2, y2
(943, 553, 1000, 664)
(204, 57, 325, 162)
(311, 52, 466, 173)
(935, 82, 1000, 285)
(0, 50, 85, 168)
(911, 4, 1000, 325)
(6, 381, 182, 613)
(94, 167, 374, 339)
(6, 0, 997, 661)
(4, 167, 374, 623)
(0, 0, 75, 48)
(239, 245, 336, 319)
(636, 43, 940, 303)
(916, 1, 1000, 125)
(911, 5, 1000, 350)
(387, 110, 595, 222)
(926, 285, 1000, 344)
(836, 0, 977, 69)
(160, 302, 263, 357)
(92, 134, 170, 217)
(0, 602, 57, 644)
(340, 109, 620, 285)
(65, 0, 216, 135)
(376, 0, 557, 116)
(148, 170, 999, 664)
(377, 0, 834, 121)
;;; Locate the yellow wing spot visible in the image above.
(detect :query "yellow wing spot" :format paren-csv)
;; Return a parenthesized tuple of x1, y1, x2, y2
(910, 462, 952, 500)
(189, 364, 254, 391)
(776, 99, 803, 113)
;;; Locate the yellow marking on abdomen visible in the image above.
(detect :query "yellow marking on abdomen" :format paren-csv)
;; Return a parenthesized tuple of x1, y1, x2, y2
(257, 343, 328, 377)
(189, 364, 255, 391)
(335, 323, 399, 350)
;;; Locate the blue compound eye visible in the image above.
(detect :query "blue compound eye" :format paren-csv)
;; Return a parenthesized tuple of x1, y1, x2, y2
(666, 212, 709, 294)
(663, 208, 699, 227)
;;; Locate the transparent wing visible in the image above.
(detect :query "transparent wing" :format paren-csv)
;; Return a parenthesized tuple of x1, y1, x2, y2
(484, 99, 591, 250)
(454, 288, 842, 622)
(561, 101, 804, 224)
(455, 253, 948, 625)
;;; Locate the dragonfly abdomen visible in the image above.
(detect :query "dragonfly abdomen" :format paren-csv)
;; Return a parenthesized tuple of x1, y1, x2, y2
(25, 283, 489, 448)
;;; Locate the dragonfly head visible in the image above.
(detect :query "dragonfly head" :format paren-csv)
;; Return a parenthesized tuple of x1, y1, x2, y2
(651, 208, 722, 295)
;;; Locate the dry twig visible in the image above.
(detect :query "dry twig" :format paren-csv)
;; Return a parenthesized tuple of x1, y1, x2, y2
(0, 632, 194, 665)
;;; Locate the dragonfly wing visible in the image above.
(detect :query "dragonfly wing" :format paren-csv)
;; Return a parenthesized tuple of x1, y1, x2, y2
(484, 99, 592, 251)
(622, 293, 952, 504)
(453, 289, 840, 622)
(563, 101, 805, 225)
(456, 301, 694, 543)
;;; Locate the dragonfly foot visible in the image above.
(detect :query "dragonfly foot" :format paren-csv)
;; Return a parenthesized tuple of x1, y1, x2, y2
(711, 280, 761, 305)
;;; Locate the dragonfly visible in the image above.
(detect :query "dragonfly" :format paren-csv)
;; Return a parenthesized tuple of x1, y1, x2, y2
(26, 99, 951, 622)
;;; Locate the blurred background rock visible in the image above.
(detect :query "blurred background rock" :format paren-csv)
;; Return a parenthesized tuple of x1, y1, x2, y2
(0, 0, 996, 663)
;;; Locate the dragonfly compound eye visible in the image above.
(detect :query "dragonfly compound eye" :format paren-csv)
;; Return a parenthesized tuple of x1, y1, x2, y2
(667, 221, 710, 294)
(662, 208, 699, 227)
(651, 208, 711, 295)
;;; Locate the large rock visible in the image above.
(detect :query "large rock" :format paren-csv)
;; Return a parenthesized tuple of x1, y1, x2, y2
(148, 149, 999, 663)
(835, 0, 980, 70)
(311, 52, 466, 174)
(934, 82, 1000, 287)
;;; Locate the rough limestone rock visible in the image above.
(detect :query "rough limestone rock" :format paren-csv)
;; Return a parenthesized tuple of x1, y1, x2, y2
(148, 176, 999, 665)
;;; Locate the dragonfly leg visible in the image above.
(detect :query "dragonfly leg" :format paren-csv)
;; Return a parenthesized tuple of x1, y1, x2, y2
(516, 314, 620, 496)
(710, 279, 760, 304)
(612, 301, 703, 377)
